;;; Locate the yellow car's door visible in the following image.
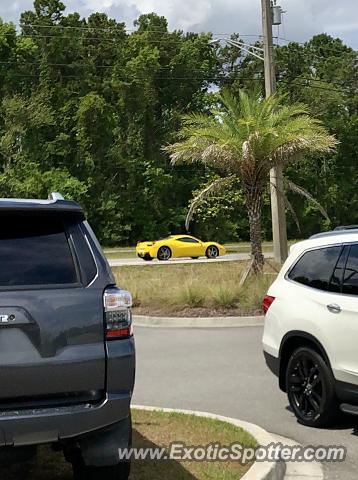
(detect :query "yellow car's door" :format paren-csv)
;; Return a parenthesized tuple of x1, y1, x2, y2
(174, 237, 203, 257)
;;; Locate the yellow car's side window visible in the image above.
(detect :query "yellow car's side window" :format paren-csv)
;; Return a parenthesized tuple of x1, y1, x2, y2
(175, 237, 202, 257)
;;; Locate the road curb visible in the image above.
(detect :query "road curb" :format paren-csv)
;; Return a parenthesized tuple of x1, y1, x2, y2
(132, 405, 286, 480)
(133, 314, 264, 328)
(270, 433, 324, 479)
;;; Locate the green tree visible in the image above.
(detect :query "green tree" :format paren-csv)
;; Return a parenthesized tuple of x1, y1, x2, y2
(165, 90, 337, 271)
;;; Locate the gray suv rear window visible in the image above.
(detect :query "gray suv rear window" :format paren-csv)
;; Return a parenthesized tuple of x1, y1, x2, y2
(288, 246, 342, 291)
(71, 223, 97, 285)
(0, 215, 77, 287)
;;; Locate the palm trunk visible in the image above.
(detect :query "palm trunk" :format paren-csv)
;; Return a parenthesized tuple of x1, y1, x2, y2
(245, 186, 264, 274)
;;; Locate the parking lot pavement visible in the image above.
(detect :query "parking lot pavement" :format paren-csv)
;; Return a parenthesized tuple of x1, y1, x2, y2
(133, 325, 358, 480)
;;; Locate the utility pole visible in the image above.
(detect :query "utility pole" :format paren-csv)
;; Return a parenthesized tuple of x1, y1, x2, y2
(261, 0, 288, 263)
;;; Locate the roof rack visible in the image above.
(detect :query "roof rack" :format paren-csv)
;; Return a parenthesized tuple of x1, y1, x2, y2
(310, 227, 358, 240)
(333, 225, 358, 231)
(48, 192, 64, 201)
(0, 194, 83, 217)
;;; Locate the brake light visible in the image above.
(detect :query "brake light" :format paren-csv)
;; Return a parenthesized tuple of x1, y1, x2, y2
(104, 287, 133, 340)
(263, 295, 275, 315)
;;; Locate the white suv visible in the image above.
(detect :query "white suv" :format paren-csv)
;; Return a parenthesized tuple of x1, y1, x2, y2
(263, 228, 358, 427)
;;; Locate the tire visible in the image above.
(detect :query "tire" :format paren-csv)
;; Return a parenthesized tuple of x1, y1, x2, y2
(191, 257, 199, 259)
(73, 462, 130, 480)
(206, 245, 219, 259)
(142, 256, 153, 261)
(286, 346, 338, 427)
(157, 246, 172, 261)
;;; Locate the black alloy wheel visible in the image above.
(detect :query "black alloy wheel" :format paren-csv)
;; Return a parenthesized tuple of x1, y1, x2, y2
(286, 347, 338, 427)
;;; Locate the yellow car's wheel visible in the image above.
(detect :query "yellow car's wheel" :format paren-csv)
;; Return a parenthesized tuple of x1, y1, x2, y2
(157, 246, 172, 261)
(191, 257, 199, 259)
(206, 245, 219, 259)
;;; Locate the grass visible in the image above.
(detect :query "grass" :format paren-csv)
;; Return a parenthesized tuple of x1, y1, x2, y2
(112, 261, 277, 316)
(130, 409, 256, 480)
(1, 410, 256, 480)
(104, 248, 137, 259)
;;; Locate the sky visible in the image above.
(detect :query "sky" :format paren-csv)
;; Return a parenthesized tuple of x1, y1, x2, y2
(1, 0, 357, 49)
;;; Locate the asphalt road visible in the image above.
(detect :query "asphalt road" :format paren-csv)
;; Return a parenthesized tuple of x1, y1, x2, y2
(109, 252, 272, 267)
(132, 326, 358, 480)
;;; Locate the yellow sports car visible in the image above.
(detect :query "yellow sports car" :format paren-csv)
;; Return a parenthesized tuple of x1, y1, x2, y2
(136, 235, 226, 261)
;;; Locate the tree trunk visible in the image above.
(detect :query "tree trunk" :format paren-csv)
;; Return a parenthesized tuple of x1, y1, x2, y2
(245, 186, 264, 274)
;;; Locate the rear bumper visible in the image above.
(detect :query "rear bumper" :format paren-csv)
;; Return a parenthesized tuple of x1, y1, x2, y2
(136, 246, 154, 257)
(0, 392, 131, 447)
(0, 336, 135, 448)
(137, 252, 152, 259)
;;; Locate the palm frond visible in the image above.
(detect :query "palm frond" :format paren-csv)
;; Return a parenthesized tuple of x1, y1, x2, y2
(284, 195, 301, 233)
(285, 179, 330, 221)
(185, 176, 237, 230)
(270, 180, 301, 232)
(269, 116, 339, 165)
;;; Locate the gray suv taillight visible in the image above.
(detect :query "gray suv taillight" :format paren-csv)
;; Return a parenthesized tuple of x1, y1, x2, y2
(104, 287, 133, 340)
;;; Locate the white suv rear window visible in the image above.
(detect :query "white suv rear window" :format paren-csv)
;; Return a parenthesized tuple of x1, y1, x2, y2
(342, 244, 358, 295)
(288, 246, 342, 291)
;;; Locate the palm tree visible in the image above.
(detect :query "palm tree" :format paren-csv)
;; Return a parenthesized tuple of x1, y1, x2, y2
(164, 90, 338, 272)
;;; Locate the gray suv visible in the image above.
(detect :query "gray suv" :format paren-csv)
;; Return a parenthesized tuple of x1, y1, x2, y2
(0, 194, 135, 479)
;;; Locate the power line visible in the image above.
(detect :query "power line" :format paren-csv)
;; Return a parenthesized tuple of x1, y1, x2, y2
(279, 74, 357, 89)
(1, 32, 206, 44)
(2, 28, 356, 63)
(0, 61, 211, 73)
(2, 16, 356, 54)
(1, 61, 354, 92)
(222, 70, 354, 92)
(220, 64, 357, 90)
(280, 79, 350, 94)
(19, 23, 262, 37)
(0, 49, 354, 92)
(5, 70, 351, 93)
(0, 73, 248, 80)
(6, 33, 354, 65)
(0, 34, 354, 73)
(4, 33, 261, 50)
(277, 36, 357, 58)
(0, 30, 276, 45)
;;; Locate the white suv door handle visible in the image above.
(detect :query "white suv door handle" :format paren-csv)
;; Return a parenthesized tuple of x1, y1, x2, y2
(327, 303, 342, 314)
